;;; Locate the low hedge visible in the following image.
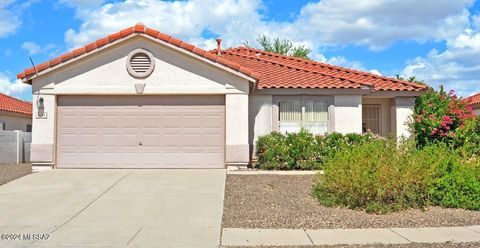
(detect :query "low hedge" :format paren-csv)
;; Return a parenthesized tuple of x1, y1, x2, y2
(313, 140, 480, 213)
(255, 130, 380, 170)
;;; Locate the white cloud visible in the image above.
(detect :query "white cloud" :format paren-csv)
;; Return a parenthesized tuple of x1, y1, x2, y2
(64, 0, 266, 49)
(21, 42, 60, 56)
(63, 0, 475, 51)
(0, 0, 21, 38)
(0, 73, 31, 97)
(402, 29, 480, 97)
(326, 56, 367, 71)
(292, 0, 473, 50)
(21, 42, 42, 55)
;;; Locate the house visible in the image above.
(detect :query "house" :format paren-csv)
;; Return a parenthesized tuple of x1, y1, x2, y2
(0, 93, 32, 132)
(17, 24, 426, 169)
(463, 93, 480, 115)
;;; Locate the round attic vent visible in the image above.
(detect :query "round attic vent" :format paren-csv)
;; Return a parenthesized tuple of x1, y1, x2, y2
(126, 49, 155, 78)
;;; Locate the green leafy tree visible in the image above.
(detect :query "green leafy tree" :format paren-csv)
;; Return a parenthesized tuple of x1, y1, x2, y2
(395, 75, 428, 86)
(243, 35, 311, 59)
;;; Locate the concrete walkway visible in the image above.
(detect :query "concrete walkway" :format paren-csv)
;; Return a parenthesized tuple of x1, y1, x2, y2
(0, 169, 226, 248)
(222, 226, 480, 246)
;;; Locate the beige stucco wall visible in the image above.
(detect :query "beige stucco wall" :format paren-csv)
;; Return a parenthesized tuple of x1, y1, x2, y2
(0, 111, 31, 132)
(393, 97, 415, 139)
(29, 35, 252, 165)
(249, 95, 272, 158)
(333, 95, 362, 134)
(362, 98, 392, 136)
(30, 94, 56, 163)
(226, 94, 249, 165)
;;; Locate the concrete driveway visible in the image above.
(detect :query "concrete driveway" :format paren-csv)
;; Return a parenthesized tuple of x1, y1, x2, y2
(0, 169, 226, 248)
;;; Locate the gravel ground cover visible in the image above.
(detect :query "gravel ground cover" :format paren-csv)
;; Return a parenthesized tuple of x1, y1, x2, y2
(222, 175, 480, 229)
(226, 242, 480, 248)
(0, 163, 32, 186)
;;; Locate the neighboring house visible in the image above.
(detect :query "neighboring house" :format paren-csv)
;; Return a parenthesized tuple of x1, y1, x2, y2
(463, 93, 480, 115)
(17, 24, 426, 169)
(0, 93, 32, 132)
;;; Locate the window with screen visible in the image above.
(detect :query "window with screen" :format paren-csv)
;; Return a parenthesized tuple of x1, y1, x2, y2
(362, 105, 381, 134)
(26, 124, 32, 132)
(0, 122, 5, 131)
(278, 100, 328, 135)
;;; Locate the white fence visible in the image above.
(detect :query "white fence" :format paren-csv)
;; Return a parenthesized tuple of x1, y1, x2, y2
(0, 130, 31, 164)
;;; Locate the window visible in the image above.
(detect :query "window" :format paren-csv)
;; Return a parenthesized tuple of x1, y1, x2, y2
(0, 121, 5, 130)
(26, 124, 32, 132)
(279, 100, 328, 135)
(362, 105, 381, 134)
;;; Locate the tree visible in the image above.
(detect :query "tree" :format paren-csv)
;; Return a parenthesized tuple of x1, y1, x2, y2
(395, 75, 427, 86)
(242, 35, 311, 59)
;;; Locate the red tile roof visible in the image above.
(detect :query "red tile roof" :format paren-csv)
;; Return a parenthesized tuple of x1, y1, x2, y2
(17, 24, 260, 81)
(463, 93, 480, 105)
(217, 47, 427, 91)
(218, 51, 364, 89)
(17, 24, 426, 92)
(0, 93, 32, 115)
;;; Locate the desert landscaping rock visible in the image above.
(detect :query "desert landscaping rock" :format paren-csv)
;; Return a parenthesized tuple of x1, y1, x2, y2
(222, 175, 480, 229)
(0, 163, 32, 186)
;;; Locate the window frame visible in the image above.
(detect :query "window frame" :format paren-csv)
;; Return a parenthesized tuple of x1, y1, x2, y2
(273, 95, 332, 135)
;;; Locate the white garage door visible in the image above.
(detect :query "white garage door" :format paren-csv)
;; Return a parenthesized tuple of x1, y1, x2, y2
(56, 96, 225, 168)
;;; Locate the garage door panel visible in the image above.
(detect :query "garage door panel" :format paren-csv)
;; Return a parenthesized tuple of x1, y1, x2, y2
(57, 95, 225, 168)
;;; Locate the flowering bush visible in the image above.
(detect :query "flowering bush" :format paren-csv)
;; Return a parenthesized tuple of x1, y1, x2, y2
(412, 87, 475, 147)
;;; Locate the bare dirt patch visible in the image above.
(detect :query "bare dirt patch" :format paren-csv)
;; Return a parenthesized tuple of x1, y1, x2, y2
(222, 174, 480, 229)
(0, 163, 32, 186)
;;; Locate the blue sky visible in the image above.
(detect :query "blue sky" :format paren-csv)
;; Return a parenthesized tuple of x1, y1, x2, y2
(1, 0, 480, 101)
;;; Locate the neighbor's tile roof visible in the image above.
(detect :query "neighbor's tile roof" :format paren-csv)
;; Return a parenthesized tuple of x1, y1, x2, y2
(217, 47, 427, 91)
(17, 24, 260, 81)
(0, 93, 32, 115)
(463, 93, 480, 105)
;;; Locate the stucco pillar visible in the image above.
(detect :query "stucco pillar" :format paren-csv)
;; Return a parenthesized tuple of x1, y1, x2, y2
(248, 95, 272, 159)
(225, 93, 249, 166)
(394, 97, 415, 139)
(30, 94, 56, 165)
(333, 95, 362, 134)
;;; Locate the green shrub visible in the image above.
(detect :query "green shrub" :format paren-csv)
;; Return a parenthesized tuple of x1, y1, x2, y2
(428, 154, 480, 210)
(452, 116, 480, 157)
(285, 130, 321, 170)
(256, 132, 291, 170)
(313, 139, 433, 213)
(255, 131, 380, 170)
(313, 140, 480, 213)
